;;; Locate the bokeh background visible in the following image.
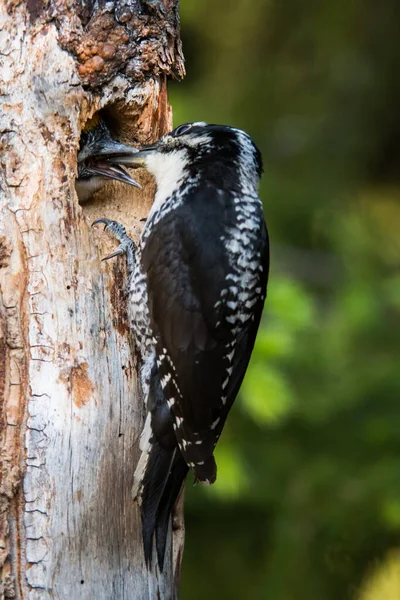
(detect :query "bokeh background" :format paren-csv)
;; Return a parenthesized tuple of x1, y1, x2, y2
(169, 2, 400, 599)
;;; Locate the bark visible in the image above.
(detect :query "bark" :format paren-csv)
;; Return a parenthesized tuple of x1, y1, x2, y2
(0, 1, 185, 598)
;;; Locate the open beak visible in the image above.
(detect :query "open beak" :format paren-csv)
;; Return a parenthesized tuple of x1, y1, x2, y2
(87, 162, 142, 188)
(78, 138, 142, 188)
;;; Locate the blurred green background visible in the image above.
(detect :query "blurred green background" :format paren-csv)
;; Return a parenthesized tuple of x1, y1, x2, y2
(169, 1, 400, 599)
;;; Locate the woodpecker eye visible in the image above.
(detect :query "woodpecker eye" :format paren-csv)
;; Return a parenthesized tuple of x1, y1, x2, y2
(173, 124, 192, 137)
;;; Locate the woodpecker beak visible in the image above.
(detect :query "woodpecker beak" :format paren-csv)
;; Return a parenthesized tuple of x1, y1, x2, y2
(106, 143, 160, 169)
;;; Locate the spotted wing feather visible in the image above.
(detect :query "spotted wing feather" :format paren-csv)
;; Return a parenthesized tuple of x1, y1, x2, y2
(141, 186, 269, 481)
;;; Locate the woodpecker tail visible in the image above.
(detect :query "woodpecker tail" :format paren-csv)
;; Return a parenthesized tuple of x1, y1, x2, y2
(155, 453, 188, 569)
(133, 360, 189, 568)
(134, 442, 188, 569)
(137, 441, 175, 566)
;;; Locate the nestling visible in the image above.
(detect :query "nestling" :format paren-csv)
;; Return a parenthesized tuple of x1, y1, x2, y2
(76, 115, 141, 202)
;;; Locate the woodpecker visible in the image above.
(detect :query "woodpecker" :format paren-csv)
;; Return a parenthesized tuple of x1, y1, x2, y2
(76, 115, 141, 202)
(93, 122, 269, 569)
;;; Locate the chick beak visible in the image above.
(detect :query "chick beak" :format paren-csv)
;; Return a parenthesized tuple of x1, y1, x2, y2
(79, 139, 143, 188)
(87, 162, 141, 188)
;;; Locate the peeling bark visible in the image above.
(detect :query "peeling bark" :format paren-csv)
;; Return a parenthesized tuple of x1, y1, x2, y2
(0, 1, 185, 598)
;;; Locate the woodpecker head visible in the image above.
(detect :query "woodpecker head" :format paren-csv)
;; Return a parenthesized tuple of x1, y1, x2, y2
(107, 122, 263, 194)
(76, 116, 141, 202)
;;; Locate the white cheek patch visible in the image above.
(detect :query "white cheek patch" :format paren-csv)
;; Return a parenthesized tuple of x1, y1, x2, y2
(145, 150, 189, 217)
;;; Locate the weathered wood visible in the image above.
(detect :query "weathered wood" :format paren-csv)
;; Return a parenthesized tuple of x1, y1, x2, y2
(0, 1, 185, 598)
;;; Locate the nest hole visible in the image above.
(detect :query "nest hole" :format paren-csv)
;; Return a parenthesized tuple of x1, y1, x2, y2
(77, 104, 155, 239)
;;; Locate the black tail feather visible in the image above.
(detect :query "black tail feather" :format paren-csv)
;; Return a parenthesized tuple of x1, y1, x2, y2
(155, 454, 188, 570)
(140, 443, 175, 567)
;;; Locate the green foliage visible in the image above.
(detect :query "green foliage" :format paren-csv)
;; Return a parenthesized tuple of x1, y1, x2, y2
(241, 362, 294, 425)
(358, 549, 400, 600)
(171, 1, 400, 598)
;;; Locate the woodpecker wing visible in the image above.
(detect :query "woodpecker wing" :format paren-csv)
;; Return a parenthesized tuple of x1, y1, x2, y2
(141, 185, 269, 482)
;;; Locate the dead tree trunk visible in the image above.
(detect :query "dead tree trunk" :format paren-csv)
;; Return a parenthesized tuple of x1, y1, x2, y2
(0, 2, 185, 598)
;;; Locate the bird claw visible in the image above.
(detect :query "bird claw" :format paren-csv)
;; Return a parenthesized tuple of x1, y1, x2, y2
(92, 218, 136, 262)
(92, 217, 113, 230)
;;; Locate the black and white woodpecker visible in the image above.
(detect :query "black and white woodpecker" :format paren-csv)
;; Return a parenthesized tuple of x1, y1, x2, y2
(93, 122, 270, 569)
(76, 115, 141, 202)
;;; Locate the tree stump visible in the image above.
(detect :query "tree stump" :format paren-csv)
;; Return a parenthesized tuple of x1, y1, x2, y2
(0, 2, 185, 598)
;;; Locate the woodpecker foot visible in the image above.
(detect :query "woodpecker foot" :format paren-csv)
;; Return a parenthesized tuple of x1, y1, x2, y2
(92, 218, 136, 268)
